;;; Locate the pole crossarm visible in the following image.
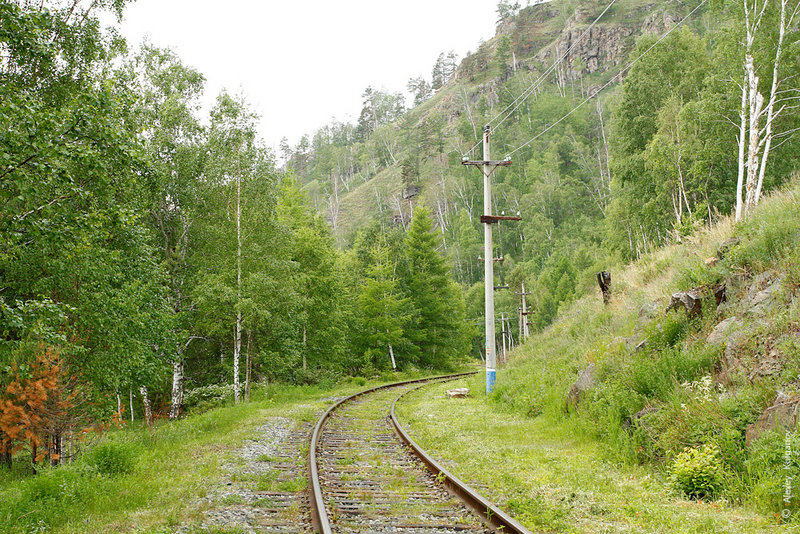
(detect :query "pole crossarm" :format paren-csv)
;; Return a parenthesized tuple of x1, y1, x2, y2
(480, 215, 522, 224)
(461, 160, 513, 167)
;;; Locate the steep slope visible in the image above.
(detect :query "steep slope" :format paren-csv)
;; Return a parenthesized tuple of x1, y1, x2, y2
(328, 0, 690, 240)
(493, 178, 800, 514)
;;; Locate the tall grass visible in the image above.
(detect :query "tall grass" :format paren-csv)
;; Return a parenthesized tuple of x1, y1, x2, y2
(493, 180, 800, 512)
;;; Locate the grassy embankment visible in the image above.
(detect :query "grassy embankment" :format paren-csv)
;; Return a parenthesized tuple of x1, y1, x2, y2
(0, 372, 439, 534)
(397, 181, 800, 532)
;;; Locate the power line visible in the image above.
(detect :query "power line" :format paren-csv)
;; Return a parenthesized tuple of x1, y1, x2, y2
(506, 0, 708, 158)
(463, 0, 618, 157)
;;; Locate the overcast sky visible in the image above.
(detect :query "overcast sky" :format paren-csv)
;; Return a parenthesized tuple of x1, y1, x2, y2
(114, 1, 500, 155)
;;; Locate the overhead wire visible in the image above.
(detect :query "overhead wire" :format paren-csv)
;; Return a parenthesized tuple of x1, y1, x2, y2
(506, 0, 709, 158)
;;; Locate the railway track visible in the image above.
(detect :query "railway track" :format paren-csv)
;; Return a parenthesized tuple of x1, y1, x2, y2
(308, 374, 533, 534)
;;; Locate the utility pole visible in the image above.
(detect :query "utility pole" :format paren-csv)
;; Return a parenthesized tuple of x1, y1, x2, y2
(520, 281, 531, 340)
(463, 125, 516, 393)
(500, 312, 508, 364)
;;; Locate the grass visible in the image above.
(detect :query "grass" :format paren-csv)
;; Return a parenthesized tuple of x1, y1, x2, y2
(391, 182, 800, 531)
(397, 377, 784, 533)
(0, 372, 441, 534)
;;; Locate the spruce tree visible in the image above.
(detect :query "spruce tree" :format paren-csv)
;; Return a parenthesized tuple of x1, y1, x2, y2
(404, 205, 468, 368)
(358, 243, 411, 372)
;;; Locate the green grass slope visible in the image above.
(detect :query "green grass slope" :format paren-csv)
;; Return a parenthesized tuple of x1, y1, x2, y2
(491, 178, 800, 516)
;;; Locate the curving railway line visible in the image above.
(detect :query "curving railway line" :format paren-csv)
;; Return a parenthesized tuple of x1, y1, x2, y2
(306, 374, 533, 534)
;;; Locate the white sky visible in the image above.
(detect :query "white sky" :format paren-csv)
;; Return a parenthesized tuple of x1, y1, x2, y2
(114, 0, 499, 155)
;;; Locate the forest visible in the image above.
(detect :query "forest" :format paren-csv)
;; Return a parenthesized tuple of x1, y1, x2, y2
(0, 0, 471, 469)
(2, 0, 799, 484)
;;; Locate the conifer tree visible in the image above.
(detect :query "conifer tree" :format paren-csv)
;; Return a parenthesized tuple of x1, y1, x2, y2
(358, 243, 411, 371)
(404, 206, 469, 368)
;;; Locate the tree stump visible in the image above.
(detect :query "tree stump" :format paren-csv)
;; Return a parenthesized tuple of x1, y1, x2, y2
(596, 271, 611, 305)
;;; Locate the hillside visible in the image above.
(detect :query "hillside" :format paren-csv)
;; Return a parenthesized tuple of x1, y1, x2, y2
(387, 179, 800, 532)
(491, 179, 800, 518)
(285, 0, 799, 347)
(297, 0, 687, 241)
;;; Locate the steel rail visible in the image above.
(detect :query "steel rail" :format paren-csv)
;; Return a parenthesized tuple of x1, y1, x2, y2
(308, 372, 475, 534)
(390, 382, 535, 534)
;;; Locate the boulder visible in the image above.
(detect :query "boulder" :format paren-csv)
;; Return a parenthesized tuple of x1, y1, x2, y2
(667, 290, 703, 318)
(746, 392, 800, 446)
(638, 301, 661, 319)
(748, 275, 785, 315)
(566, 364, 596, 410)
(707, 317, 741, 346)
(446, 388, 470, 399)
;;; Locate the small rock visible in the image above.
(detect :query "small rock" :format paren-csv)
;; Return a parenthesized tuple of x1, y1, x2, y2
(746, 392, 800, 446)
(638, 301, 660, 319)
(623, 405, 659, 429)
(717, 237, 740, 259)
(446, 388, 470, 399)
(566, 364, 596, 410)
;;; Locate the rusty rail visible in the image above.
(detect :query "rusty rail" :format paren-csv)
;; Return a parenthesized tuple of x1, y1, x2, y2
(308, 372, 533, 534)
(391, 383, 535, 534)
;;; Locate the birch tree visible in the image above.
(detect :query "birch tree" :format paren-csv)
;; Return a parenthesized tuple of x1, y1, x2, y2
(127, 45, 206, 419)
(196, 92, 276, 404)
(735, 0, 800, 219)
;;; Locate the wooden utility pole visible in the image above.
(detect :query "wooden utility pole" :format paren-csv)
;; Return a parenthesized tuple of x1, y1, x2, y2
(463, 125, 516, 394)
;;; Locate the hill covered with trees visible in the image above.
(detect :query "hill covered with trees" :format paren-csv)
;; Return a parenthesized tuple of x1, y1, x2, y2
(284, 0, 800, 340)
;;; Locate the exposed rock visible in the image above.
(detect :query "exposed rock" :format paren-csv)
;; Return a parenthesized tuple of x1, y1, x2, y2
(716, 237, 740, 259)
(713, 283, 727, 307)
(623, 405, 660, 429)
(746, 392, 800, 446)
(446, 388, 470, 399)
(748, 275, 785, 315)
(642, 10, 681, 34)
(749, 348, 784, 380)
(704, 257, 719, 266)
(707, 317, 741, 346)
(566, 363, 596, 410)
(638, 301, 660, 319)
(667, 290, 703, 318)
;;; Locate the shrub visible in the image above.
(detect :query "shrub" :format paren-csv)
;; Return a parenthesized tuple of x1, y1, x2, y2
(670, 443, 724, 498)
(86, 442, 136, 476)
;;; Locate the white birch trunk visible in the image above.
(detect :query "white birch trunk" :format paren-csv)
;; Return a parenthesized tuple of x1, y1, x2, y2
(234, 172, 242, 404)
(139, 385, 153, 427)
(302, 324, 307, 371)
(169, 356, 185, 419)
(756, 0, 793, 203)
(129, 388, 134, 422)
(388, 341, 397, 370)
(745, 57, 764, 212)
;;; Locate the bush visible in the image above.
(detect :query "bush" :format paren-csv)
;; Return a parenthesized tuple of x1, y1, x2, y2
(670, 443, 724, 498)
(86, 442, 136, 476)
